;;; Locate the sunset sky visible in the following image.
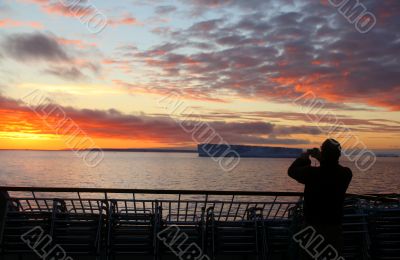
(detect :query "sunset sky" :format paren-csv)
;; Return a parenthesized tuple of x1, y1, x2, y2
(0, 0, 399, 151)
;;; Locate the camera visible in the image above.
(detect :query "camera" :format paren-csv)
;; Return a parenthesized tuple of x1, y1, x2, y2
(307, 148, 319, 154)
(306, 148, 321, 160)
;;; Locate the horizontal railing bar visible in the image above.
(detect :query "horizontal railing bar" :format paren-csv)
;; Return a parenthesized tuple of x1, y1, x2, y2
(1, 186, 398, 199)
(7, 198, 302, 205)
(0, 186, 304, 196)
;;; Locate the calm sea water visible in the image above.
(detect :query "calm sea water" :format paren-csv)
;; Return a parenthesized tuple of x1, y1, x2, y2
(0, 151, 398, 194)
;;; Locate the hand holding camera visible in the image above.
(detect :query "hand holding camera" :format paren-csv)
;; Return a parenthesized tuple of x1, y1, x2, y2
(307, 148, 322, 161)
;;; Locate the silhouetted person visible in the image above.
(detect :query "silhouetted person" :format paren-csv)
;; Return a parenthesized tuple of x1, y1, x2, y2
(288, 139, 352, 257)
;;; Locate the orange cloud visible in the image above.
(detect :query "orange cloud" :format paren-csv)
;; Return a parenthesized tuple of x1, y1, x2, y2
(0, 19, 43, 28)
(108, 15, 142, 27)
(42, 3, 93, 17)
(0, 93, 324, 150)
(270, 73, 400, 111)
(55, 37, 97, 49)
(0, 94, 191, 150)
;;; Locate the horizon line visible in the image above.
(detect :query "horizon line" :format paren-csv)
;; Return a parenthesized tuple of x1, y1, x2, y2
(0, 148, 399, 153)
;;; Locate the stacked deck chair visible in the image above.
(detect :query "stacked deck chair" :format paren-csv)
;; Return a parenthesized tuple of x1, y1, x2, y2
(368, 206, 400, 260)
(107, 200, 158, 259)
(262, 216, 293, 259)
(0, 199, 52, 258)
(206, 207, 265, 260)
(50, 199, 106, 259)
(341, 198, 370, 260)
(158, 206, 206, 260)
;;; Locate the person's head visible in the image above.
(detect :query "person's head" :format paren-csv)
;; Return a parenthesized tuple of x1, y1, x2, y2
(321, 139, 341, 164)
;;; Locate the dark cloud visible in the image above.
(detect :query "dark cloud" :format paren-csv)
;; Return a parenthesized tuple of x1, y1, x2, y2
(1, 32, 102, 81)
(191, 110, 400, 134)
(0, 93, 316, 146)
(0, 93, 28, 111)
(186, 0, 281, 9)
(314, 102, 379, 112)
(115, 0, 400, 110)
(155, 5, 177, 15)
(274, 125, 322, 136)
(183, 0, 296, 16)
(2, 92, 398, 146)
(1, 32, 70, 62)
(0, 2, 10, 14)
(43, 67, 86, 81)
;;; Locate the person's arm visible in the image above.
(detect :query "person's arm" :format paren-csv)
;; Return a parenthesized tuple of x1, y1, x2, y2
(288, 153, 312, 184)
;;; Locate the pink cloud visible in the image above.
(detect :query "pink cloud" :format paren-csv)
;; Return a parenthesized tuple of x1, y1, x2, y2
(42, 3, 94, 17)
(0, 19, 43, 28)
(108, 15, 142, 27)
(55, 37, 97, 49)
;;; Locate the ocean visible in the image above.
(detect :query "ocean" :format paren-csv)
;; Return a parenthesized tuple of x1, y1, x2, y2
(0, 151, 398, 194)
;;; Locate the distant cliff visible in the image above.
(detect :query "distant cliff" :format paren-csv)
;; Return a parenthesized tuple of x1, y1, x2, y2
(198, 144, 302, 158)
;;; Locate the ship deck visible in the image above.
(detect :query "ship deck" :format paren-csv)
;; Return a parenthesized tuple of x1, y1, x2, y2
(0, 187, 399, 259)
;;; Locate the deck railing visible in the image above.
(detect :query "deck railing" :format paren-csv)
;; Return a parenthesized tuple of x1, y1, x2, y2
(1, 186, 399, 222)
(0, 187, 307, 222)
(0, 187, 399, 259)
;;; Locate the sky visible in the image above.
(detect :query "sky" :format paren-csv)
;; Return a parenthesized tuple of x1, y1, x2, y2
(0, 0, 399, 151)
